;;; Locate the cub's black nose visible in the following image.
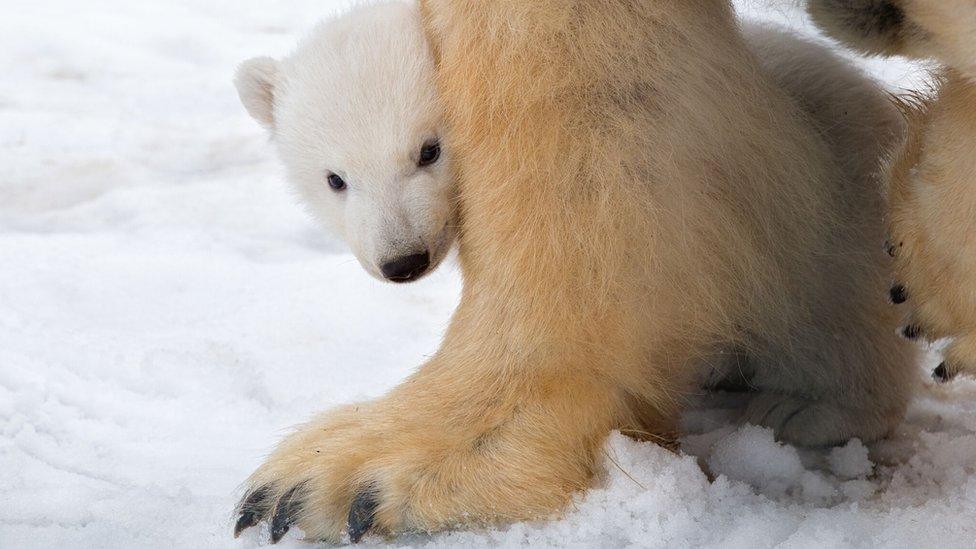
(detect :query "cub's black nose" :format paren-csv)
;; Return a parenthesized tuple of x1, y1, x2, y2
(380, 251, 430, 282)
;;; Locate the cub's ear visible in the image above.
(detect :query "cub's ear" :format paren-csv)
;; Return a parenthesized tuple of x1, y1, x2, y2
(806, 0, 918, 56)
(234, 57, 280, 130)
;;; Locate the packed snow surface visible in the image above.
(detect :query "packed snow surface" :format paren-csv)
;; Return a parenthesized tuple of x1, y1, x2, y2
(2, 1, 972, 547)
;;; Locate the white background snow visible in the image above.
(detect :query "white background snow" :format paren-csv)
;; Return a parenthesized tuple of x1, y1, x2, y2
(2, 1, 974, 547)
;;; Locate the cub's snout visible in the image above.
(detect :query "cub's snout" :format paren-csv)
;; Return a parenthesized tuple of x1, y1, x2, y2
(380, 251, 431, 283)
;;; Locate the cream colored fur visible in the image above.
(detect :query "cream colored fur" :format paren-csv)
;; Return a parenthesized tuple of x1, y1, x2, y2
(234, 1, 915, 542)
(810, 0, 976, 379)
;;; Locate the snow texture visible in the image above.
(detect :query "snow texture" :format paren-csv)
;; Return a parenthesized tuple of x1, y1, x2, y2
(1, 0, 972, 547)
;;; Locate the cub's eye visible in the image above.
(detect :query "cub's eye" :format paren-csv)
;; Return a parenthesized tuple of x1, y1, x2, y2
(418, 139, 441, 167)
(327, 173, 347, 192)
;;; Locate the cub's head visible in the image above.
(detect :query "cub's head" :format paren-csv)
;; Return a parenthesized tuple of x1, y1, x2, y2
(807, 0, 976, 78)
(234, 2, 456, 283)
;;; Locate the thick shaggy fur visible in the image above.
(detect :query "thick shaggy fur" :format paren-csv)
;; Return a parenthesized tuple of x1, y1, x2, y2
(234, 1, 914, 542)
(810, 0, 976, 379)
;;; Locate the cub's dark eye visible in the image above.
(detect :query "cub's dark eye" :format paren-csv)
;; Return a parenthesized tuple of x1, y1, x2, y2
(327, 173, 347, 192)
(418, 139, 441, 167)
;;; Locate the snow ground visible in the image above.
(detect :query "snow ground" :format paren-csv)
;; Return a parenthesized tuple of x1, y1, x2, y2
(1, 1, 973, 547)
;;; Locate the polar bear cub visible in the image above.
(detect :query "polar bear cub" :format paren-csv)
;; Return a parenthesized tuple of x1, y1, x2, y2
(235, 1, 455, 283)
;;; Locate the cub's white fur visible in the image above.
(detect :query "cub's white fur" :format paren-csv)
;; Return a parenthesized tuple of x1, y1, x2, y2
(235, 1, 455, 282)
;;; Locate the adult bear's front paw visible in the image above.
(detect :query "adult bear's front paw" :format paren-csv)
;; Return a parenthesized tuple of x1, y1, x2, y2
(233, 401, 426, 543)
(233, 396, 590, 543)
(233, 402, 386, 543)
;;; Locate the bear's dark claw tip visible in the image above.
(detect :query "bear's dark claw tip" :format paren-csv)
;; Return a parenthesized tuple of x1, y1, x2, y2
(234, 486, 271, 538)
(933, 362, 952, 383)
(901, 324, 922, 340)
(348, 490, 379, 543)
(890, 284, 908, 304)
(234, 511, 258, 539)
(269, 486, 304, 544)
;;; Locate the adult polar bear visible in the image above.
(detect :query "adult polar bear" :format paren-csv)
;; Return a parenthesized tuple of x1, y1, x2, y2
(236, 1, 914, 543)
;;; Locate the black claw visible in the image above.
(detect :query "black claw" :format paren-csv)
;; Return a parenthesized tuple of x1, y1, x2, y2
(270, 485, 305, 544)
(348, 490, 379, 543)
(885, 240, 902, 258)
(234, 486, 272, 538)
(902, 324, 922, 340)
(890, 284, 908, 304)
(234, 510, 260, 539)
(933, 362, 953, 383)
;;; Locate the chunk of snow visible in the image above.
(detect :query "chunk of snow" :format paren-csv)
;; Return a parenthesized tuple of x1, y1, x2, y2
(707, 425, 805, 498)
(828, 440, 874, 480)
